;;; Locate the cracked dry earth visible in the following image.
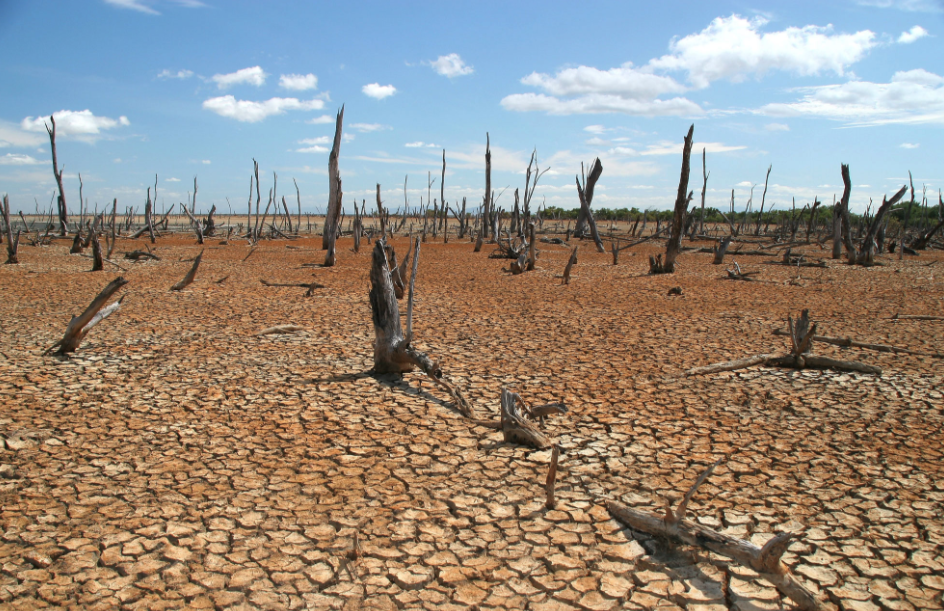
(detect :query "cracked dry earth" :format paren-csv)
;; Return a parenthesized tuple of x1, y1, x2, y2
(1, 235, 943, 611)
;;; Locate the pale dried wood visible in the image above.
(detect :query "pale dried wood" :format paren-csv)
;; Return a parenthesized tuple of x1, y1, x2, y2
(772, 328, 928, 356)
(892, 314, 944, 321)
(171, 250, 203, 291)
(45, 277, 128, 356)
(257, 324, 307, 336)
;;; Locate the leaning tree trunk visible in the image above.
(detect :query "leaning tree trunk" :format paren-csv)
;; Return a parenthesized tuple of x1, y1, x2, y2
(575, 158, 605, 253)
(651, 124, 694, 274)
(323, 106, 344, 266)
(855, 185, 907, 265)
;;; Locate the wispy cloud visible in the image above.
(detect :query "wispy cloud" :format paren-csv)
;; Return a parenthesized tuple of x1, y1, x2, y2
(362, 83, 397, 99)
(0, 153, 44, 166)
(856, 0, 943, 12)
(351, 123, 390, 133)
(202, 95, 325, 122)
(279, 73, 318, 91)
(898, 25, 929, 43)
(764, 122, 790, 131)
(426, 53, 474, 77)
(900, 142, 920, 148)
(405, 141, 440, 148)
(0, 121, 45, 148)
(104, 0, 160, 15)
(158, 68, 194, 79)
(211, 66, 267, 89)
(760, 69, 944, 126)
(306, 115, 334, 124)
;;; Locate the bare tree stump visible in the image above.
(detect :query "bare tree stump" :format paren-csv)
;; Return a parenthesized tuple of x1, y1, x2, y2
(711, 236, 732, 264)
(562, 245, 578, 285)
(90, 229, 104, 271)
(545, 446, 559, 509)
(369, 238, 473, 417)
(608, 460, 823, 611)
(171, 250, 203, 291)
(45, 277, 128, 356)
(500, 388, 551, 449)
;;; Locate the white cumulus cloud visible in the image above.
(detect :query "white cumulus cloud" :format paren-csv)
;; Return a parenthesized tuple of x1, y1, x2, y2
(649, 15, 877, 88)
(521, 63, 685, 98)
(898, 25, 929, 43)
(21, 110, 131, 139)
(279, 73, 318, 91)
(501, 93, 702, 116)
(427, 53, 474, 77)
(211, 66, 267, 89)
(362, 83, 397, 99)
(202, 95, 325, 122)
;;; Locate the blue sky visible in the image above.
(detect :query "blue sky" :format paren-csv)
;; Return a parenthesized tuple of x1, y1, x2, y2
(1, 0, 942, 216)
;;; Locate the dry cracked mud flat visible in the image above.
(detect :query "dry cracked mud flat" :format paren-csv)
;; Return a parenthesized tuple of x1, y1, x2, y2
(1, 235, 942, 611)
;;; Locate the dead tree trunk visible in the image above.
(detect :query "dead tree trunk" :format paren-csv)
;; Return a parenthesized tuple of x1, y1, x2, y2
(711, 236, 732, 264)
(171, 250, 203, 291)
(608, 460, 823, 611)
(368, 238, 472, 416)
(483, 134, 491, 239)
(651, 124, 694, 274)
(45, 277, 128, 356)
(499, 388, 551, 449)
(839, 164, 856, 261)
(90, 229, 104, 271)
(697, 148, 708, 237)
(854, 184, 907, 265)
(323, 107, 344, 267)
(45, 116, 69, 236)
(3, 195, 19, 264)
(575, 158, 605, 253)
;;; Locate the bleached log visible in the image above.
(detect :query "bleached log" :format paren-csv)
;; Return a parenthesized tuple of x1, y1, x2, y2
(499, 388, 551, 449)
(257, 324, 307, 336)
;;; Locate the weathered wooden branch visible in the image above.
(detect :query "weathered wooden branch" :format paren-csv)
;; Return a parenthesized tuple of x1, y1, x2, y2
(772, 328, 929, 356)
(608, 460, 823, 611)
(125, 250, 160, 261)
(257, 324, 307, 336)
(892, 313, 944, 321)
(854, 184, 907, 265)
(45, 116, 69, 236)
(171, 250, 203, 291)
(45, 277, 128, 356)
(711, 236, 732, 265)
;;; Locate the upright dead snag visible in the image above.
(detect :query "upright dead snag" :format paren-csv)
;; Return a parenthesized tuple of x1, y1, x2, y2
(853, 184, 908, 265)
(575, 159, 605, 253)
(323, 106, 344, 266)
(3, 195, 18, 264)
(651, 124, 694, 274)
(483, 133, 491, 240)
(46, 277, 128, 356)
(171, 250, 203, 291)
(90, 229, 104, 271)
(369, 238, 472, 417)
(711, 236, 732, 264)
(44, 116, 69, 236)
(608, 460, 823, 611)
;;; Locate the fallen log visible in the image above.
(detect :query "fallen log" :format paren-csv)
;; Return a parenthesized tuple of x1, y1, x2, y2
(772, 328, 931, 356)
(892, 313, 944, 321)
(45, 277, 128, 356)
(124, 250, 160, 261)
(685, 310, 881, 375)
(257, 324, 307, 336)
(608, 460, 823, 611)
